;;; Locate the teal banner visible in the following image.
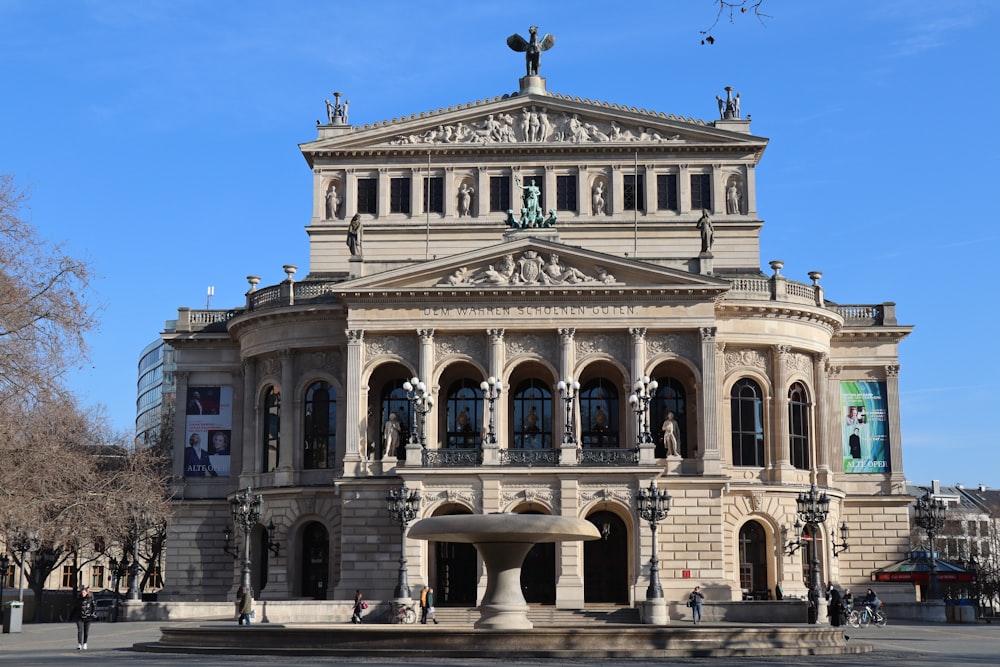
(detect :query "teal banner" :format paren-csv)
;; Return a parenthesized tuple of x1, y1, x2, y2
(840, 381, 890, 473)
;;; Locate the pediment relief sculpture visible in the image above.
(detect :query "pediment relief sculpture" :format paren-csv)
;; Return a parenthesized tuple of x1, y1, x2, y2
(437, 250, 618, 287)
(389, 105, 682, 146)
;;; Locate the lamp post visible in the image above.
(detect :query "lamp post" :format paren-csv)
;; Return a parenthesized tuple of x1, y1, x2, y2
(385, 484, 421, 599)
(480, 376, 503, 446)
(628, 376, 658, 448)
(403, 377, 434, 450)
(914, 491, 947, 601)
(556, 377, 580, 446)
(228, 487, 263, 594)
(784, 484, 831, 624)
(636, 480, 671, 599)
(0, 552, 9, 627)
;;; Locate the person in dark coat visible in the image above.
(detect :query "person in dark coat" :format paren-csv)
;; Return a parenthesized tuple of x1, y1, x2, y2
(73, 586, 97, 650)
(352, 590, 366, 624)
(828, 587, 843, 626)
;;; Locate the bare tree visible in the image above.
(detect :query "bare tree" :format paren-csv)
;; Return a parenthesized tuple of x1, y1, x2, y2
(701, 1, 771, 45)
(0, 173, 98, 408)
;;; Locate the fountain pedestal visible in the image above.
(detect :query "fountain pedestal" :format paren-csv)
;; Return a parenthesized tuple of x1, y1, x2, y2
(408, 513, 600, 629)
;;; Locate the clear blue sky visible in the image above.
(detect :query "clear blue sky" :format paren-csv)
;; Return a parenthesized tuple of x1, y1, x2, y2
(2, 1, 997, 487)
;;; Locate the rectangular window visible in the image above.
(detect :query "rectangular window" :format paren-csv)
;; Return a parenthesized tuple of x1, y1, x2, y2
(424, 177, 443, 213)
(62, 565, 74, 588)
(389, 177, 411, 214)
(624, 174, 645, 211)
(657, 174, 678, 211)
(91, 565, 105, 589)
(490, 176, 511, 212)
(690, 173, 711, 211)
(555, 175, 577, 211)
(356, 178, 377, 214)
(150, 566, 163, 588)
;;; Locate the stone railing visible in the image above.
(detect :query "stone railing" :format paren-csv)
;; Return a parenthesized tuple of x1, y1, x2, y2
(499, 448, 561, 466)
(834, 303, 895, 326)
(578, 447, 640, 466)
(423, 448, 481, 467)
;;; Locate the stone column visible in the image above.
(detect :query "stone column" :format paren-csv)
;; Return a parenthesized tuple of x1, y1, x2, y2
(377, 167, 389, 218)
(239, 359, 257, 481)
(482, 328, 505, 466)
(443, 167, 455, 217)
(556, 478, 585, 609)
(408, 167, 420, 217)
(678, 165, 690, 214)
(475, 166, 487, 218)
(712, 164, 725, 215)
(405, 329, 435, 468)
(772, 345, 792, 480)
(813, 353, 832, 486)
(885, 365, 906, 486)
(823, 359, 842, 487)
(611, 164, 623, 215)
(558, 328, 577, 466)
(577, 166, 590, 216)
(745, 164, 757, 215)
(343, 169, 356, 218)
(646, 166, 658, 214)
(274, 349, 295, 486)
(630, 328, 655, 464)
(344, 329, 366, 476)
(698, 327, 722, 474)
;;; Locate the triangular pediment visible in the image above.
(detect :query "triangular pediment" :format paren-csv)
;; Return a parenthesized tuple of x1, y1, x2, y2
(337, 236, 730, 295)
(301, 91, 766, 157)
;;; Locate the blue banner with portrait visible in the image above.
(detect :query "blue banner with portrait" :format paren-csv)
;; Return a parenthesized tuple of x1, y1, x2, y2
(840, 381, 890, 473)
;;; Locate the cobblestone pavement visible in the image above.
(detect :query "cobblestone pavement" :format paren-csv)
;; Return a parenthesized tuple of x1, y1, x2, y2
(1, 620, 997, 666)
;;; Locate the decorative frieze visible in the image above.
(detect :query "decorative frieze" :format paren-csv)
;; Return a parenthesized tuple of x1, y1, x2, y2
(437, 334, 486, 360)
(437, 250, 617, 286)
(576, 332, 626, 361)
(366, 334, 417, 361)
(647, 332, 697, 360)
(506, 332, 555, 360)
(724, 348, 767, 373)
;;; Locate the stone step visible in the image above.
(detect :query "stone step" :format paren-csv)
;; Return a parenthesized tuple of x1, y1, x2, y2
(429, 605, 640, 626)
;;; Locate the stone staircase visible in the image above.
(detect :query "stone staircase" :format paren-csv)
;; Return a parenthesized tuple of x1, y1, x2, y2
(430, 604, 640, 626)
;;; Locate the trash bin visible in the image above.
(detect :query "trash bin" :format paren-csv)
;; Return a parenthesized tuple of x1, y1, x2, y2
(3, 601, 23, 633)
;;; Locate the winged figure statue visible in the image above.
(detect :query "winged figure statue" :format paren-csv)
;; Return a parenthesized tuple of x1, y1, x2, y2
(507, 25, 555, 77)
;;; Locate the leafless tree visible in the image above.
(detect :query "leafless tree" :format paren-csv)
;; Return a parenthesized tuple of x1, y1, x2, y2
(701, 1, 771, 45)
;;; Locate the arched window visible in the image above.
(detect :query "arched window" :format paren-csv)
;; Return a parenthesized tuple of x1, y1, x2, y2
(731, 378, 764, 467)
(262, 385, 280, 472)
(380, 381, 411, 459)
(512, 379, 552, 449)
(651, 376, 687, 457)
(580, 378, 619, 448)
(788, 382, 810, 470)
(304, 381, 337, 469)
(445, 379, 483, 449)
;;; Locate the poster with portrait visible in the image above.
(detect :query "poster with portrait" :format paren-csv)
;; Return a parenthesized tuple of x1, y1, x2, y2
(184, 386, 233, 477)
(840, 381, 890, 473)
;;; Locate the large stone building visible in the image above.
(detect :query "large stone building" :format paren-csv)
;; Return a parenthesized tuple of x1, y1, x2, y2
(161, 36, 915, 616)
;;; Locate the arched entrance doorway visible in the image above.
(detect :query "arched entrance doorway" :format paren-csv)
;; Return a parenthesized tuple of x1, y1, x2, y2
(251, 524, 269, 594)
(301, 522, 329, 600)
(584, 511, 629, 603)
(738, 520, 769, 599)
(431, 507, 477, 605)
(516, 508, 556, 604)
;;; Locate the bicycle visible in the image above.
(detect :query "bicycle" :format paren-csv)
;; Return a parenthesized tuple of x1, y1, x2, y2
(847, 603, 886, 628)
(381, 600, 417, 624)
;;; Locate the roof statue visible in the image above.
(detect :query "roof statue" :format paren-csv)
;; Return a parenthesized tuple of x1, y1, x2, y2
(715, 86, 741, 120)
(507, 25, 555, 77)
(325, 91, 349, 125)
(505, 175, 556, 229)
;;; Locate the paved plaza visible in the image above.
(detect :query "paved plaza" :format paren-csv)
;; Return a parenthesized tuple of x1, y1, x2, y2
(1, 620, 998, 666)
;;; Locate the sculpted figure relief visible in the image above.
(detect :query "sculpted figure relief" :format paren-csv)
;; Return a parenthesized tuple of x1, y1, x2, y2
(726, 181, 742, 215)
(326, 185, 341, 219)
(437, 251, 615, 287)
(592, 181, 606, 215)
(697, 209, 714, 254)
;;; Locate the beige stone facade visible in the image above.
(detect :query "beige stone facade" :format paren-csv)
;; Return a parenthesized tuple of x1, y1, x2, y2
(162, 69, 914, 614)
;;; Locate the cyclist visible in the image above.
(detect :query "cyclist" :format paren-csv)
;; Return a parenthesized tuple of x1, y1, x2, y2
(842, 588, 854, 616)
(862, 588, 880, 612)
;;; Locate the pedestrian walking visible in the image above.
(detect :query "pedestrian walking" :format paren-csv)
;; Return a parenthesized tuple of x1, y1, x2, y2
(828, 587, 843, 626)
(352, 589, 367, 624)
(426, 586, 438, 625)
(688, 585, 705, 624)
(419, 585, 429, 624)
(73, 585, 97, 650)
(236, 585, 253, 625)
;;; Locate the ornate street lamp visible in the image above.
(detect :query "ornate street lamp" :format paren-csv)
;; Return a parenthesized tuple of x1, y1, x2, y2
(628, 376, 658, 448)
(914, 490, 947, 600)
(636, 480, 671, 599)
(403, 377, 434, 450)
(832, 521, 850, 557)
(385, 484, 421, 599)
(556, 377, 580, 446)
(480, 376, 503, 446)
(8, 531, 40, 603)
(227, 487, 263, 594)
(784, 484, 831, 623)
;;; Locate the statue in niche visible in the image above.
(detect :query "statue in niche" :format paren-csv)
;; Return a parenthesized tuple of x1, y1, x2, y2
(592, 181, 606, 215)
(457, 182, 475, 217)
(697, 209, 714, 254)
(346, 214, 362, 256)
(383, 412, 401, 458)
(507, 25, 555, 77)
(661, 411, 680, 457)
(326, 185, 341, 219)
(727, 181, 742, 215)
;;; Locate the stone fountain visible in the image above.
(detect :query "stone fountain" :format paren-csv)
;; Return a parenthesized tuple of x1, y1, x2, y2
(408, 513, 600, 629)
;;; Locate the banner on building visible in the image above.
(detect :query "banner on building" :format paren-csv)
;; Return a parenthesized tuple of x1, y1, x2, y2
(840, 381, 890, 473)
(184, 386, 233, 477)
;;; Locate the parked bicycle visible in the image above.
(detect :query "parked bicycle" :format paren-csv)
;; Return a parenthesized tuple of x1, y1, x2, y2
(381, 600, 417, 624)
(847, 603, 886, 628)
